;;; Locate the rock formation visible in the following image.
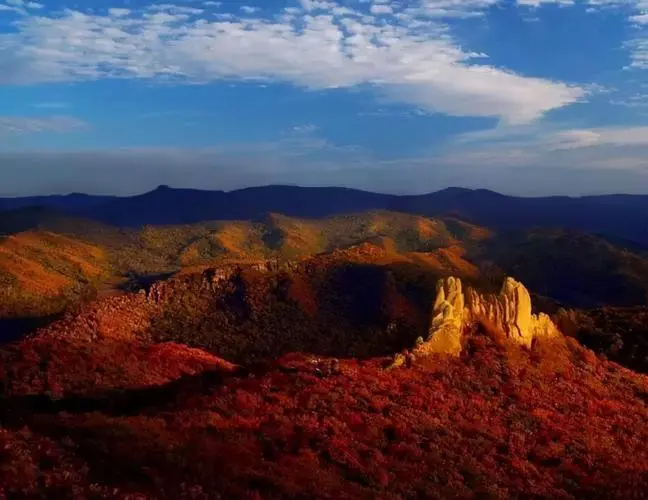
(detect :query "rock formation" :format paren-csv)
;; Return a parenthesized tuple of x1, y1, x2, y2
(413, 276, 560, 357)
(414, 277, 466, 356)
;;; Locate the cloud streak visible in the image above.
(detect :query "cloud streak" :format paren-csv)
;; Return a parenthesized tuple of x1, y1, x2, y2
(2, 120, 648, 197)
(457, 124, 648, 150)
(438, 124, 648, 178)
(0, 115, 86, 135)
(2, 141, 647, 198)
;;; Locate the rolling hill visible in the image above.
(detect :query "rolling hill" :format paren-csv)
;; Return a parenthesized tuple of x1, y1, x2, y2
(477, 229, 648, 308)
(2, 207, 648, 332)
(0, 209, 489, 341)
(0, 231, 110, 318)
(1, 208, 489, 274)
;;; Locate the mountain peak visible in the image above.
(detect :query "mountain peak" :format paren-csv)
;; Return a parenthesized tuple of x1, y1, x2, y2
(436, 187, 475, 195)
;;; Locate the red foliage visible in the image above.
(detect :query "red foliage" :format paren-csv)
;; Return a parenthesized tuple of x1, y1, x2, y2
(0, 332, 646, 499)
(0, 338, 235, 398)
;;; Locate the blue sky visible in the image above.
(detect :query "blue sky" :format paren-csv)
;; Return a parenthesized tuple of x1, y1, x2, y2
(1, 0, 648, 196)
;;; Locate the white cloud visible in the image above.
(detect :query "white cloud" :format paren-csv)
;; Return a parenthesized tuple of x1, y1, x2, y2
(397, 0, 607, 19)
(0, 115, 87, 135)
(517, 0, 574, 6)
(298, 0, 338, 11)
(401, 0, 498, 19)
(146, 4, 204, 15)
(108, 8, 130, 17)
(0, 3, 20, 13)
(0, 0, 42, 13)
(0, 2, 588, 124)
(240, 6, 260, 14)
(370, 4, 392, 14)
(621, 0, 648, 68)
(292, 124, 319, 134)
(457, 123, 648, 148)
(545, 129, 603, 149)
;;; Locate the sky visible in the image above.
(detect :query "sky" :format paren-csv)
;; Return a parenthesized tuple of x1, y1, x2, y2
(1, 0, 648, 196)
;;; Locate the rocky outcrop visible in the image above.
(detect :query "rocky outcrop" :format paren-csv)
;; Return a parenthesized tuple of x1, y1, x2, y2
(413, 276, 560, 357)
(414, 277, 466, 356)
(144, 260, 304, 303)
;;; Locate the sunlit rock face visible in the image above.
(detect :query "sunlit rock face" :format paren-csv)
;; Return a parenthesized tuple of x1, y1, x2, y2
(415, 277, 560, 356)
(414, 277, 466, 356)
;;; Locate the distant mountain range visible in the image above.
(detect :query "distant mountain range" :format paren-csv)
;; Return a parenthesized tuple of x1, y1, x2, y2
(2, 185, 648, 247)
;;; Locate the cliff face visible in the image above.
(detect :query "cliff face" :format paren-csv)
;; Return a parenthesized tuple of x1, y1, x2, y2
(414, 276, 560, 357)
(414, 277, 466, 356)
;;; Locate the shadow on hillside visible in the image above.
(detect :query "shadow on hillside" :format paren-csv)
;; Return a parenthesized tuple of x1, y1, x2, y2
(0, 365, 245, 430)
(0, 314, 64, 344)
(556, 306, 648, 374)
(119, 271, 176, 293)
(147, 261, 446, 364)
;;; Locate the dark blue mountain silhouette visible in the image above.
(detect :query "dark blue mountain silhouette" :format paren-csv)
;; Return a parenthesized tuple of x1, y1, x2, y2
(2, 185, 647, 247)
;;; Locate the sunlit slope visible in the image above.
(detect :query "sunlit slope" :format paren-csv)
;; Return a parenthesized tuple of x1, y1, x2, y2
(4, 208, 648, 321)
(176, 211, 491, 266)
(0, 231, 110, 316)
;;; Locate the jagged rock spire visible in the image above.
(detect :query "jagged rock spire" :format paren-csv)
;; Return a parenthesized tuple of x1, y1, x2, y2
(413, 276, 560, 357)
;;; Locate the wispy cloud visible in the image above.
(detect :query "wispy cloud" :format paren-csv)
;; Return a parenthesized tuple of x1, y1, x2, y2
(291, 124, 319, 134)
(0, 115, 87, 135)
(620, 0, 648, 69)
(0, 1, 591, 124)
(357, 107, 428, 118)
(628, 35, 648, 69)
(136, 109, 204, 120)
(456, 124, 648, 150)
(438, 123, 648, 177)
(240, 6, 260, 14)
(2, 119, 648, 196)
(516, 0, 575, 7)
(32, 102, 69, 109)
(610, 93, 648, 108)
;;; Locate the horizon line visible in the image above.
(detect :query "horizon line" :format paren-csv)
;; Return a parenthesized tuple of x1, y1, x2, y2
(1, 184, 648, 200)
